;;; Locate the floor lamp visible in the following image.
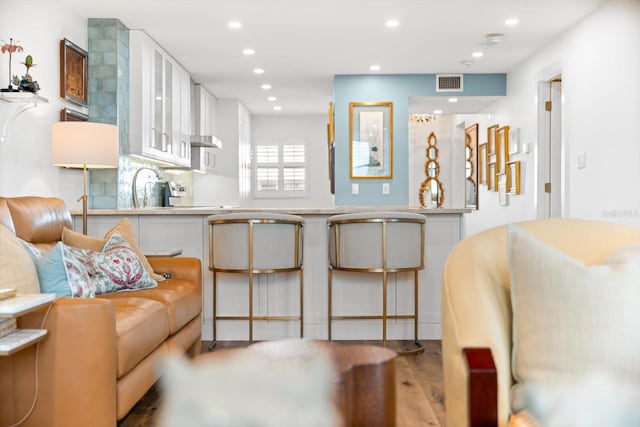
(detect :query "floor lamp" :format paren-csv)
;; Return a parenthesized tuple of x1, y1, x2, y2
(51, 122, 119, 235)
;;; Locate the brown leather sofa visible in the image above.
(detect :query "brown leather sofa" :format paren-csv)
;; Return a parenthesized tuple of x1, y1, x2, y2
(0, 196, 202, 427)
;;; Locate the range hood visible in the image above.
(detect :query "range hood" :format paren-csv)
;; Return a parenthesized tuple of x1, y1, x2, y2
(190, 134, 221, 148)
(191, 83, 222, 149)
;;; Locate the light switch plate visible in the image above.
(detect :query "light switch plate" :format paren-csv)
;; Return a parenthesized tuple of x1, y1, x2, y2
(577, 152, 586, 169)
(351, 183, 359, 194)
(382, 183, 390, 194)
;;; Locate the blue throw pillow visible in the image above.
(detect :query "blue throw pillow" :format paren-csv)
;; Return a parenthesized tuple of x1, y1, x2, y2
(21, 241, 95, 298)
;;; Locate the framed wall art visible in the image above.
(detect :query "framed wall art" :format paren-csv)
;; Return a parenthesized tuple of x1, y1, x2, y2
(328, 101, 335, 143)
(509, 127, 520, 155)
(507, 160, 521, 194)
(497, 125, 510, 174)
(327, 123, 335, 194)
(498, 173, 508, 206)
(349, 101, 393, 179)
(60, 38, 88, 107)
(60, 107, 88, 122)
(479, 143, 487, 185)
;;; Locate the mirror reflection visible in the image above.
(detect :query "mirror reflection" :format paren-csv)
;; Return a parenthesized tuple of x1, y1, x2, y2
(465, 178, 476, 208)
(418, 131, 444, 208)
(465, 123, 479, 210)
(427, 160, 438, 178)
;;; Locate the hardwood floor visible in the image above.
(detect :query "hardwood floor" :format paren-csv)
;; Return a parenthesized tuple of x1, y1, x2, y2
(118, 340, 446, 427)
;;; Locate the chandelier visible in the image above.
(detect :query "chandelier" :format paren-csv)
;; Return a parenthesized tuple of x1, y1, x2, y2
(410, 113, 436, 124)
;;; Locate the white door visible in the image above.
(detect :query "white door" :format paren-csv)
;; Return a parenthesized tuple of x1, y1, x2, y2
(538, 77, 563, 218)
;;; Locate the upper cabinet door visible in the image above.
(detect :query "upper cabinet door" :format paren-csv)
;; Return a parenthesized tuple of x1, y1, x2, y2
(152, 49, 165, 152)
(130, 30, 193, 166)
(172, 67, 191, 166)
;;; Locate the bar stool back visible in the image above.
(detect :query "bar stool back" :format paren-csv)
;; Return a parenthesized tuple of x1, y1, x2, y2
(328, 211, 425, 354)
(208, 213, 304, 349)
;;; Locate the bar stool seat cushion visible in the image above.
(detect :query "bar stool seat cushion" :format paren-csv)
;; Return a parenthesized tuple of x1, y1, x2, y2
(208, 213, 303, 271)
(328, 212, 424, 270)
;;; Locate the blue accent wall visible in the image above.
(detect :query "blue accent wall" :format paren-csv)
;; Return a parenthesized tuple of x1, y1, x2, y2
(333, 74, 506, 206)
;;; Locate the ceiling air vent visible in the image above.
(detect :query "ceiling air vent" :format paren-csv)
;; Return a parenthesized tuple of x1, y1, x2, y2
(436, 74, 463, 92)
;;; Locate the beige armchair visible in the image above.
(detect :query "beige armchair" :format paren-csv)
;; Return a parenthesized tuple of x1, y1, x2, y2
(442, 218, 640, 427)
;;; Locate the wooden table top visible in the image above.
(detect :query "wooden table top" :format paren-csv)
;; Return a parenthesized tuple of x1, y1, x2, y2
(198, 339, 397, 427)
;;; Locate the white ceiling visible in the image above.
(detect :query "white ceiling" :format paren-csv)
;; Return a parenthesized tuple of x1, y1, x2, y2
(62, 0, 605, 115)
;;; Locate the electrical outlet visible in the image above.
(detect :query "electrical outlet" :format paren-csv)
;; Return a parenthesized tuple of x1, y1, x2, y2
(351, 183, 359, 195)
(382, 183, 390, 194)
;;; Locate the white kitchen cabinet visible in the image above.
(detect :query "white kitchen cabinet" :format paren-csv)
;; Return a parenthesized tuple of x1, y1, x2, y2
(171, 67, 191, 167)
(191, 84, 219, 173)
(191, 146, 217, 173)
(130, 30, 191, 166)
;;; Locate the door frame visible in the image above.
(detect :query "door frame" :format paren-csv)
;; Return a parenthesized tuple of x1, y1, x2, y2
(536, 71, 567, 219)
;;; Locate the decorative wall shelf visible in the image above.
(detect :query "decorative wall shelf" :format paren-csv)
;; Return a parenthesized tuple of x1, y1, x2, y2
(0, 92, 49, 142)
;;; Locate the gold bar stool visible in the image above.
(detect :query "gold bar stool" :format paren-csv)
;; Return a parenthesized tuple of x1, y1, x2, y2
(208, 213, 304, 350)
(327, 212, 425, 355)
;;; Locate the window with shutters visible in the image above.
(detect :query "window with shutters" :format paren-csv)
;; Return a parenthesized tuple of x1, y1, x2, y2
(253, 142, 306, 197)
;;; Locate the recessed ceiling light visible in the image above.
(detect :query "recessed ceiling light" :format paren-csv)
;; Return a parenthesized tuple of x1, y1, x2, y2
(448, 97, 459, 103)
(228, 21, 242, 29)
(433, 109, 443, 115)
(505, 17, 519, 26)
(253, 68, 265, 75)
(261, 84, 272, 90)
(486, 33, 505, 45)
(472, 51, 484, 58)
(460, 60, 474, 66)
(385, 19, 399, 28)
(274, 106, 282, 111)
(268, 96, 277, 102)
(370, 64, 381, 71)
(242, 48, 255, 56)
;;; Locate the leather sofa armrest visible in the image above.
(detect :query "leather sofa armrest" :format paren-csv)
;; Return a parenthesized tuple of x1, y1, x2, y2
(148, 256, 202, 288)
(442, 225, 512, 427)
(464, 348, 498, 427)
(3, 298, 118, 427)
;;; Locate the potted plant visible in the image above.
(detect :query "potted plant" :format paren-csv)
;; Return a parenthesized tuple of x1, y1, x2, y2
(0, 38, 23, 92)
(12, 54, 39, 92)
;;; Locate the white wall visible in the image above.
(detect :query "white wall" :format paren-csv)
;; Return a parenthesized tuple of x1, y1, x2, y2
(0, 0, 87, 208)
(244, 114, 334, 208)
(464, 0, 640, 237)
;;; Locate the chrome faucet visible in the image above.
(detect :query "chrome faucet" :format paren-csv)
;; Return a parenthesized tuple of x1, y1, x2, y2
(132, 167, 163, 208)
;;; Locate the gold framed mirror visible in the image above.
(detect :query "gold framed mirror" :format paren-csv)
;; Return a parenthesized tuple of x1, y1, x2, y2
(418, 131, 444, 208)
(349, 101, 393, 179)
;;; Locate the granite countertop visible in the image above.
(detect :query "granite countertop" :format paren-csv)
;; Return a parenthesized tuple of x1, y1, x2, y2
(71, 206, 471, 216)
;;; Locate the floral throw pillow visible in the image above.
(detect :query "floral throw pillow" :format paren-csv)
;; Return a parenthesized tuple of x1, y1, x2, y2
(21, 232, 157, 297)
(89, 231, 158, 294)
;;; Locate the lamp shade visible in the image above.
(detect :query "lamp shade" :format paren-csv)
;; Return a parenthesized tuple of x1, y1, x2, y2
(51, 122, 119, 168)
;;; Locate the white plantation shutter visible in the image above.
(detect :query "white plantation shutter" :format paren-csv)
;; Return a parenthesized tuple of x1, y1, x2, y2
(254, 143, 306, 197)
(283, 167, 305, 191)
(256, 146, 279, 163)
(283, 145, 305, 163)
(257, 167, 279, 191)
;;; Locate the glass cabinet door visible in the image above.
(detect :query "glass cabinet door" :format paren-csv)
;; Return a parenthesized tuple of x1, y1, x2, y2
(164, 58, 172, 154)
(152, 50, 163, 151)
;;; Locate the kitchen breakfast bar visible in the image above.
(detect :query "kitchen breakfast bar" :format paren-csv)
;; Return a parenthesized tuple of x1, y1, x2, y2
(72, 207, 468, 341)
